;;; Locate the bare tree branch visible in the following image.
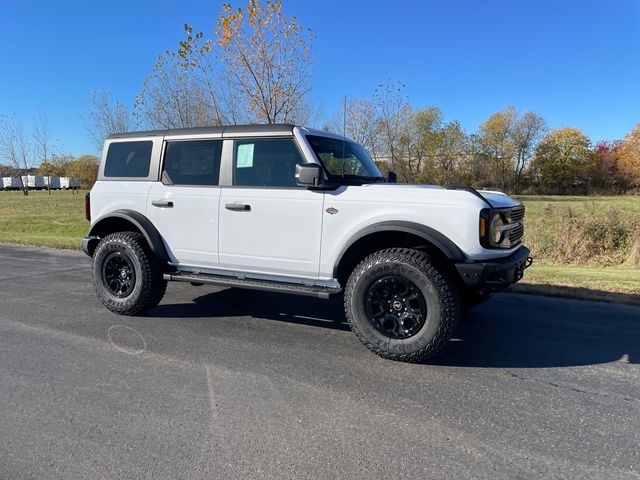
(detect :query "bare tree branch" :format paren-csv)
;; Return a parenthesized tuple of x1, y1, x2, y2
(85, 89, 130, 151)
(0, 115, 34, 195)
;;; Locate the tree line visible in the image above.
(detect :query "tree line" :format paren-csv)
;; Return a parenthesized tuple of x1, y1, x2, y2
(0, 151, 98, 191)
(0, 113, 98, 194)
(329, 86, 640, 194)
(85, 0, 639, 195)
(1, 0, 638, 194)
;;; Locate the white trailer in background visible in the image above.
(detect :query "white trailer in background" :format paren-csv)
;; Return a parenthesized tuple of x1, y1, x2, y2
(42, 176, 61, 189)
(21, 175, 46, 190)
(60, 177, 80, 190)
(2, 177, 21, 190)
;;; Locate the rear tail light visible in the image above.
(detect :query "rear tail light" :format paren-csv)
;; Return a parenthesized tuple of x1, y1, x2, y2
(84, 192, 91, 221)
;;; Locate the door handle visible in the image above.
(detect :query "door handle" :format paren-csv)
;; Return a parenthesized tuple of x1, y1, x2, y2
(152, 200, 173, 208)
(225, 203, 251, 212)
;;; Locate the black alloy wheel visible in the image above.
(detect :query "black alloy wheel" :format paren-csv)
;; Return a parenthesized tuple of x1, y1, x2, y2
(102, 251, 136, 298)
(92, 231, 167, 316)
(344, 248, 460, 362)
(365, 276, 427, 339)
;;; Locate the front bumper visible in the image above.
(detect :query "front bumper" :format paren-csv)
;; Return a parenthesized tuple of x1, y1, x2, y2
(455, 245, 532, 289)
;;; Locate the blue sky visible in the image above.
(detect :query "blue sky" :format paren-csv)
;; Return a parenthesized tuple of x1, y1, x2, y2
(1, 0, 638, 156)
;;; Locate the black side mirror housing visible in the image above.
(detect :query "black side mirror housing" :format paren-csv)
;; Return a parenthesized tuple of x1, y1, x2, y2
(388, 171, 397, 183)
(295, 163, 324, 187)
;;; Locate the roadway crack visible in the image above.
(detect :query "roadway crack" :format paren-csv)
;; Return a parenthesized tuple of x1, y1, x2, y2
(507, 371, 638, 404)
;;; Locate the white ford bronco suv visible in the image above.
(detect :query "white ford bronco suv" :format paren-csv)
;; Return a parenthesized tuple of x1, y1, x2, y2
(83, 124, 531, 362)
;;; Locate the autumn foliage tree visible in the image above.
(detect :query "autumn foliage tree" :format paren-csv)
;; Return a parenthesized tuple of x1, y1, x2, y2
(354, 82, 466, 184)
(216, 0, 314, 124)
(476, 107, 546, 192)
(135, 32, 222, 129)
(372, 81, 411, 177)
(135, 1, 314, 128)
(66, 155, 99, 189)
(512, 112, 546, 191)
(37, 154, 71, 177)
(331, 97, 379, 156)
(531, 127, 594, 193)
(590, 140, 625, 192)
(618, 123, 640, 188)
(477, 107, 517, 190)
(394, 106, 443, 182)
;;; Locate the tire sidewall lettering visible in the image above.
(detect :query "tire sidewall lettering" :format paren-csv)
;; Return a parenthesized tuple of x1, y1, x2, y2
(350, 257, 445, 356)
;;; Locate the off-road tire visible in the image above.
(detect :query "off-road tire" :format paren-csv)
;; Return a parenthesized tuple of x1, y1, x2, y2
(344, 248, 460, 362)
(92, 231, 167, 316)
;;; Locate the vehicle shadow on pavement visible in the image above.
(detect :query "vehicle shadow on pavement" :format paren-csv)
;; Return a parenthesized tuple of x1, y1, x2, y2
(151, 288, 640, 368)
(434, 296, 640, 369)
(150, 288, 351, 331)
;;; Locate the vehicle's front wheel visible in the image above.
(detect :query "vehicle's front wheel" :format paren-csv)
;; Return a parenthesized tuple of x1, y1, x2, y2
(92, 231, 167, 316)
(344, 248, 460, 362)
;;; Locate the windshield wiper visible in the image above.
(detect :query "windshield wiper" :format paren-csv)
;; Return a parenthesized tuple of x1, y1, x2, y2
(357, 175, 387, 182)
(336, 174, 386, 183)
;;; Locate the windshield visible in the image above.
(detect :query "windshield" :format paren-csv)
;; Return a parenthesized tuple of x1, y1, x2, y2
(306, 135, 383, 181)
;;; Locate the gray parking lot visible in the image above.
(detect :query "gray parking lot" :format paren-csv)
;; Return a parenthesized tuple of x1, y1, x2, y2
(0, 243, 639, 479)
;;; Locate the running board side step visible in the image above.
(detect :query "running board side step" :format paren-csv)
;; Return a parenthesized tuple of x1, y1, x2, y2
(163, 271, 342, 299)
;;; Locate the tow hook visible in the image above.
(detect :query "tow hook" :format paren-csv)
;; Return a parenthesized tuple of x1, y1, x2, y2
(516, 256, 534, 282)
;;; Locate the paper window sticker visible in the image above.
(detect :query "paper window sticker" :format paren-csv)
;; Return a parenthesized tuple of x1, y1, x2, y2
(237, 144, 255, 168)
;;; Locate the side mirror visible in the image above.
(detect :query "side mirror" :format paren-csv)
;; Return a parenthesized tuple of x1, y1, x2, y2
(295, 163, 324, 187)
(388, 171, 397, 183)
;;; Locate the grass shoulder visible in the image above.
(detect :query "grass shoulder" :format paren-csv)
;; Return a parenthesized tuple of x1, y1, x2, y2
(0, 190, 86, 249)
(516, 263, 639, 304)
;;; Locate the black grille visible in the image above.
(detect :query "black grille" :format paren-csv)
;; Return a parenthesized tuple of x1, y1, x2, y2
(508, 205, 525, 245)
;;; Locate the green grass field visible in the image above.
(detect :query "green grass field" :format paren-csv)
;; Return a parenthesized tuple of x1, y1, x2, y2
(514, 195, 639, 300)
(516, 195, 640, 218)
(516, 194, 640, 267)
(0, 190, 638, 300)
(521, 263, 639, 292)
(0, 190, 87, 249)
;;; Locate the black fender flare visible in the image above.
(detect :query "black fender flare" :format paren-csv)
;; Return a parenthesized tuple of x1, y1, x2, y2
(87, 209, 170, 262)
(333, 220, 466, 277)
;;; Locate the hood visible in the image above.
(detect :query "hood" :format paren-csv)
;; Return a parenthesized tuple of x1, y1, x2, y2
(476, 189, 521, 208)
(359, 183, 521, 209)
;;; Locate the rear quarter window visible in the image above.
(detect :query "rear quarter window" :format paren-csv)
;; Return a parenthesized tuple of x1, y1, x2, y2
(104, 141, 153, 177)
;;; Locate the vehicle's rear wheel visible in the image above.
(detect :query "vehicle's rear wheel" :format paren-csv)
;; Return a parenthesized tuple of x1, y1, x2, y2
(344, 248, 460, 362)
(92, 231, 167, 316)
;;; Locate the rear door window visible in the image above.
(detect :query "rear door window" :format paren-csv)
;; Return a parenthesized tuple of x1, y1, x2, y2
(104, 141, 153, 177)
(163, 140, 222, 186)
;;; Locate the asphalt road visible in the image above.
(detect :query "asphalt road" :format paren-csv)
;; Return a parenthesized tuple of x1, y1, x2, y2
(0, 243, 639, 480)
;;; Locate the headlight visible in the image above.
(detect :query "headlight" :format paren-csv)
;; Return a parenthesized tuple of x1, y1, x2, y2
(480, 209, 514, 248)
(490, 213, 506, 245)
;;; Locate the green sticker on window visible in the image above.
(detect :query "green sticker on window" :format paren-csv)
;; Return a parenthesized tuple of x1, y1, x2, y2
(237, 143, 254, 168)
